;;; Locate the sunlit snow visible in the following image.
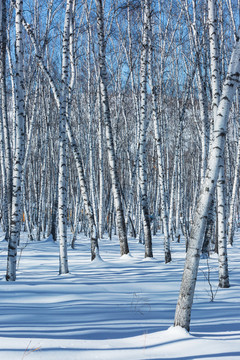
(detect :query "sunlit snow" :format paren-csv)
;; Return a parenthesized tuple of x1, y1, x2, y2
(0, 229, 240, 359)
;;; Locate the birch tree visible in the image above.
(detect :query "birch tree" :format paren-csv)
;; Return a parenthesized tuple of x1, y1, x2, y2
(139, 0, 153, 258)
(208, 0, 229, 288)
(0, 0, 9, 241)
(228, 91, 240, 246)
(6, 0, 25, 281)
(174, 29, 240, 331)
(57, 0, 73, 274)
(95, 0, 129, 256)
(147, 0, 171, 262)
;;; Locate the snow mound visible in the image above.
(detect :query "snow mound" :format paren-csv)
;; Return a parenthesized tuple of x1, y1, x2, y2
(90, 255, 105, 266)
(120, 253, 133, 259)
(165, 326, 192, 338)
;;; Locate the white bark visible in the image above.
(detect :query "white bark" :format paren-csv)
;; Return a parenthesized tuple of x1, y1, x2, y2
(86, 18, 99, 238)
(116, 4, 140, 238)
(98, 84, 105, 239)
(168, 145, 178, 242)
(36, 128, 48, 241)
(174, 31, 240, 330)
(6, 0, 25, 281)
(0, 0, 11, 241)
(66, 120, 99, 260)
(95, 0, 129, 256)
(22, 85, 39, 241)
(217, 164, 230, 288)
(175, 150, 182, 242)
(209, 0, 229, 285)
(139, 0, 153, 258)
(58, 0, 72, 275)
(184, 0, 210, 181)
(209, 0, 220, 119)
(228, 126, 240, 245)
(148, 6, 171, 262)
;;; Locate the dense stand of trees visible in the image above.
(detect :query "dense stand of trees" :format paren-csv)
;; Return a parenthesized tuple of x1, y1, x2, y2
(0, 0, 240, 331)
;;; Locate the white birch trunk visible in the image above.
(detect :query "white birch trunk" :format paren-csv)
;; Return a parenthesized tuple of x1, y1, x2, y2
(66, 120, 99, 260)
(168, 145, 178, 242)
(228, 93, 240, 246)
(5, 17, 14, 225)
(22, 85, 38, 241)
(58, 0, 72, 275)
(184, 0, 210, 181)
(0, 0, 11, 241)
(86, 22, 99, 237)
(217, 164, 230, 288)
(71, 189, 82, 249)
(6, 0, 25, 281)
(139, 0, 153, 258)
(98, 85, 105, 239)
(36, 131, 47, 241)
(209, 0, 220, 119)
(85, 0, 104, 240)
(95, 0, 129, 256)
(125, 146, 139, 238)
(117, 5, 140, 239)
(209, 0, 229, 285)
(148, 2, 171, 262)
(175, 150, 182, 242)
(174, 32, 240, 330)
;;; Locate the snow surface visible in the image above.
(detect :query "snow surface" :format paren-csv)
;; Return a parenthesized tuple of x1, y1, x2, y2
(0, 229, 240, 359)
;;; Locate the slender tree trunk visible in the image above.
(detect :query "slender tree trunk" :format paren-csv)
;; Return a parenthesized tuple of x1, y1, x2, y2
(0, 0, 11, 241)
(98, 84, 105, 239)
(95, 0, 129, 256)
(6, 0, 25, 281)
(228, 92, 240, 245)
(168, 144, 178, 242)
(175, 150, 182, 243)
(22, 84, 39, 241)
(58, 0, 73, 275)
(148, 2, 171, 262)
(86, 22, 99, 239)
(139, 0, 153, 258)
(217, 164, 230, 288)
(66, 120, 99, 260)
(209, 0, 229, 285)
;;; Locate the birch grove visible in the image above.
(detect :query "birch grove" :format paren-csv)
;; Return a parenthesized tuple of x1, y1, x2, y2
(0, 0, 240, 332)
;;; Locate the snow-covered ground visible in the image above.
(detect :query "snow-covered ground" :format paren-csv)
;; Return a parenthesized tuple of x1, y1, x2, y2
(0, 229, 240, 359)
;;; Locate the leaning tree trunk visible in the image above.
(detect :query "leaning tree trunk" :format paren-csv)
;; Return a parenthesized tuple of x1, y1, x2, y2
(95, 0, 129, 256)
(174, 31, 240, 331)
(66, 119, 99, 260)
(6, 0, 25, 281)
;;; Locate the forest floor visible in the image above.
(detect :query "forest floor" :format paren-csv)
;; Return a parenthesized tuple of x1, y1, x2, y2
(0, 228, 240, 359)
